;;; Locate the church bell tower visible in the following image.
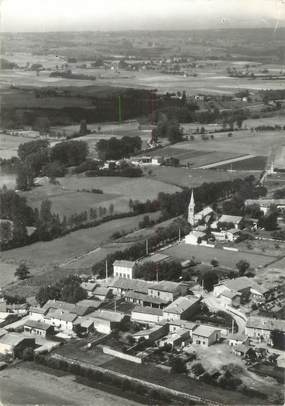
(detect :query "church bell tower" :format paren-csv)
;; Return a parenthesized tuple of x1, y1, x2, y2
(188, 190, 195, 226)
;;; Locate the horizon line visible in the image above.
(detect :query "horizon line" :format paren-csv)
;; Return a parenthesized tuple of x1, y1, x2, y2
(2, 26, 285, 34)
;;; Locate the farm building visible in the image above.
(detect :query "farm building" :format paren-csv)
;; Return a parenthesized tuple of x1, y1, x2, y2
(217, 215, 243, 230)
(80, 282, 97, 297)
(195, 206, 215, 223)
(23, 320, 54, 337)
(74, 317, 94, 334)
(125, 291, 169, 308)
(0, 333, 35, 356)
(110, 278, 153, 297)
(29, 307, 50, 322)
(168, 320, 197, 337)
(159, 328, 190, 348)
(192, 325, 221, 347)
(148, 281, 187, 303)
(131, 306, 164, 325)
(245, 199, 285, 215)
(163, 296, 201, 321)
(245, 317, 285, 342)
(133, 324, 168, 343)
(219, 290, 241, 307)
(113, 260, 137, 279)
(45, 309, 77, 331)
(90, 310, 128, 334)
(227, 333, 249, 347)
(92, 287, 112, 301)
(213, 277, 264, 303)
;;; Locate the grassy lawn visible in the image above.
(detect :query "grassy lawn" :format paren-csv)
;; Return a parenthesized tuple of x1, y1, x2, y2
(1, 212, 160, 269)
(214, 156, 267, 171)
(175, 131, 284, 156)
(164, 242, 275, 269)
(19, 175, 180, 220)
(58, 175, 181, 201)
(146, 167, 254, 188)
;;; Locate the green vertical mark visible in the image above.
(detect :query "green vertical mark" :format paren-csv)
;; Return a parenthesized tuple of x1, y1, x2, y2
(118, 95, 122, 123)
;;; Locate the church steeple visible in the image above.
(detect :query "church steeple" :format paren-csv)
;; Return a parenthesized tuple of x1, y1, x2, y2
(188, 189, 195, 226)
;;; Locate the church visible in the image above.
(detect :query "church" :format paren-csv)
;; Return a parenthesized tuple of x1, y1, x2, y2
(185, 190, 214, 245)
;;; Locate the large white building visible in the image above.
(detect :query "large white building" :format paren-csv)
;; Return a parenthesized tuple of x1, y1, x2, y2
(113, 260, 136, 279)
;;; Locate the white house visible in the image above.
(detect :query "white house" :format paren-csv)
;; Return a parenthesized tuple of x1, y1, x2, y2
(218, 215, 243, 230)
(45, 309, 77, 331)
(90, 310, 127, 334)
(113, 260, 136, 279)
(192, 325, 221, 347)
(131, 306, 164, 325)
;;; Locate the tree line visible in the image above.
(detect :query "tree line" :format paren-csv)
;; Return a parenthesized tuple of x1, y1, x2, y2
(16, 139, 89, 191)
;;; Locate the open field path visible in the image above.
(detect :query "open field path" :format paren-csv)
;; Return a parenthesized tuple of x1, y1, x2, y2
(196, 154, 255, 169)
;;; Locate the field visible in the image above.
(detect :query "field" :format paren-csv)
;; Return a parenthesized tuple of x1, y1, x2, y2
(163, 241, 276, 269)
(20, 183, 128, 219)
(0, 133, 33, 159)
(146, 167, 254, 188)
(58, 175, 181, 200)
(0, 261, 18, 287)
(1, 60, 285, 94)
(214, 156, 267, 171)
(0, 363, 139, 406)
(102, 358, 265, 405)
(19, 176, 180, 220)
(145, 146, 243, 167)
(173, 130, 284, 156)
(0, 212, 161, 268)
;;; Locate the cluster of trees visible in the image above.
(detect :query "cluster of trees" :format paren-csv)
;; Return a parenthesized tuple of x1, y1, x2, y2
(16, 139, 88, 190)
(36, 275, 87, 306)
(0, 187, 35, 248)
(92, 218, 189, 278)
(157, 177, 260, 220)
(152, 115, 183, 144)
(135, 260, 182, 281)
(96, 136, 142, 160)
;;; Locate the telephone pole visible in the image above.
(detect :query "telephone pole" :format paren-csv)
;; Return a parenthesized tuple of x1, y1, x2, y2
(105, 259, 108, 282)
(146, 239, 149, 256)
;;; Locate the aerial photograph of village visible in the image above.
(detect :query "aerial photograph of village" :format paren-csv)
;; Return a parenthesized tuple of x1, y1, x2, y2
(0, 0, 284, 405)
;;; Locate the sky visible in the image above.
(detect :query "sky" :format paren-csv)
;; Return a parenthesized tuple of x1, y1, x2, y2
(1, 0, 285, 32)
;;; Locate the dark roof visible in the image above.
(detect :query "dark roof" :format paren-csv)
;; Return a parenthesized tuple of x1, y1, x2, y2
(93, 287, 110, 297)
(164, 296, 200, 315)
(246, 317, 285, 332)
(132, 306, 163, 316)
(46, 309, 77, 323)
(111, 278, 152, 294)
(150, 281, 180, 293)
(125, 291, 168, 305)
(24, 320, 52, 331)
(90, 310, 125, 323)
(113, 260, 136, 268)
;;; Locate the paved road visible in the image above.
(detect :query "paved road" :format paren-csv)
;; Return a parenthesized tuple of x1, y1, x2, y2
(196, 154, 255, 169)
(203, 294, 247, 334)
